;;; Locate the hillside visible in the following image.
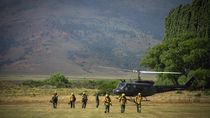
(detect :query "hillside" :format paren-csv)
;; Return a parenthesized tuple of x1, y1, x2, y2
(0, 0, 191, 75)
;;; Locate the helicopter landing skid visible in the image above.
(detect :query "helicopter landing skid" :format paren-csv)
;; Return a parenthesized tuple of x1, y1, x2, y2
(143, 97, 150, 101)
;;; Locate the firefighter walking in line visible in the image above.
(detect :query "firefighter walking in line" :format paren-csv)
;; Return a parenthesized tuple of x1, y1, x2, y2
(82, 92, 88, 109)
(69, 92, 76, 108)
(118, 93, 127, 113)
(135, 93, 142, 113)
(103, 94, 112, 113)
(50, 92, 58, 109)
(96, 92, 100, 108)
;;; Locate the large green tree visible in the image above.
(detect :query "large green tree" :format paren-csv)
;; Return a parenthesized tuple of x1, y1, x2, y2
(141, 0, 210, 88)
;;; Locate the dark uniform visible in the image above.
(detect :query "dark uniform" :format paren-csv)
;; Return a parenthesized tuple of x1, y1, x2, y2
(135, 93, 142, 113)
(50, 93, 58, 108)
(96, 93, 99, 108)
(69, 93, 76, 108)
(82, 92, 88, 109)
(119, 93, 127, 113)
(103, 94, 112, 113)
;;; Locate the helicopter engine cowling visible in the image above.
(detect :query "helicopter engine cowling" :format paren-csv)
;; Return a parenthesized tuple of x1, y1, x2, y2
(134, 80, 155, 85)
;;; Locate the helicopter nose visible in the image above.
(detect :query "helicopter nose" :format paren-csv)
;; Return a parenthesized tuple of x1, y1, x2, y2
(113, 89, 119, 93)
(113, 88, 121, 95)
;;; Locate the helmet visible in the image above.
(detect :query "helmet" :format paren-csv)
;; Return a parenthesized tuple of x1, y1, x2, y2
(71, 92, 74, 95)
(83, 92, 86, 95)
(122, 93, 125, 96)
(105, 94, 109, 97)
(138, 93, 141, 96)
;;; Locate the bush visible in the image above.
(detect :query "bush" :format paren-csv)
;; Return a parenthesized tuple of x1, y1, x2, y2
(97, 80, 118, 95)
(188, 69, 210, 89)
(45, 73, 71, 88)
(69, 80, 118, 95)
(22, 73, 119, 94)
(203, 90, 210, 96)
(22, 80, 45, 87)
(70, 80, 97, 89)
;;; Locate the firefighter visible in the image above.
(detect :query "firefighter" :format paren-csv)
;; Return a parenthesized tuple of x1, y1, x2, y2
(69, 92, 76, 108)
(118, 93, 127, 113)
(82, 92, 88, 109)
(135, 93, 142, 113)
(50, 92, 58, 108)
(103, 94, 112, 113)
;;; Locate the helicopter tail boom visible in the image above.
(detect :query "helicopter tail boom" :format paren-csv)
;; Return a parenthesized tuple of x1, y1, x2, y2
(155, 76, 197, 93)
(183, 76, 196, 88)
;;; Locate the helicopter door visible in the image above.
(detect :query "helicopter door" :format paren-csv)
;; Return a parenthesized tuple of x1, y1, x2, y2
(124, 84, 136, 94)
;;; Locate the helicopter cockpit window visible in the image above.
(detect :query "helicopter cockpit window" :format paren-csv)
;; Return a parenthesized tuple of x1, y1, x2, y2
(118, 83, 125, 89)
(124, 84, 133, 91)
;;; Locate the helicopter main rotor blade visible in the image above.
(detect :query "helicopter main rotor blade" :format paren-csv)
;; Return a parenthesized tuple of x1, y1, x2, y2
(140, 71, 182, 74)
(132, 70, 138, 73)
(132, 70, 182, 74)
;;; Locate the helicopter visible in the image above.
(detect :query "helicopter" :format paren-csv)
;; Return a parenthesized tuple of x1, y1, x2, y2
(113, 70, 196, 97)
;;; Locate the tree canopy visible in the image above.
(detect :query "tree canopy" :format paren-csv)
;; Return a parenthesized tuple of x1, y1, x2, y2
(140, 0, 210, 88)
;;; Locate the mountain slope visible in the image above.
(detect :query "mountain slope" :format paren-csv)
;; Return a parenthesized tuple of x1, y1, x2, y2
(0, 0, 191, 74)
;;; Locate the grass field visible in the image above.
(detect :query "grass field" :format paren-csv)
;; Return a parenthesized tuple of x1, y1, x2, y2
(0, 73, 156, 81)
(0, 102, 210, 118)
(0, 93, 210, 118)
(0, 75, 210, 118)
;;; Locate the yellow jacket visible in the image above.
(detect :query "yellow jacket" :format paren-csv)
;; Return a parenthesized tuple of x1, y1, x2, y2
(135, 96, 142, 105)
(104, 96, 112, 106)
(70, 95, 76, 102)
(119, 96, 127, 105)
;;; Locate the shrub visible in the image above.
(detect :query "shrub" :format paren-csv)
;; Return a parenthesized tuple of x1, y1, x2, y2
(188, 69, 210, 89)
(22, 80, 45, 87)
(203, 90, 210, 96)
(44, 73, 71, 88)
(97, 80, 118, 95)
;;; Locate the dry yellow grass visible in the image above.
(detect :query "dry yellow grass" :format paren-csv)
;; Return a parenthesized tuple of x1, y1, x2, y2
(1, 91, 210, 106)
(0, 89, 210, 118)
(147, 91, 210, 103)
(0, 97, 210, 118)
(1, 79, 210, 117)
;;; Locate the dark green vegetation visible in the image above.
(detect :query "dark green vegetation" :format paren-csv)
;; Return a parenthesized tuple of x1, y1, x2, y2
(141, 0, 210, 88)
(23, 73, 70, 88)
(22, 73, 118, 95)
(164, 0, 209, 39)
